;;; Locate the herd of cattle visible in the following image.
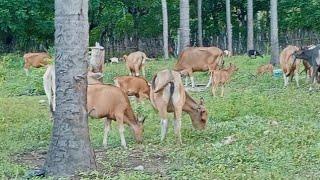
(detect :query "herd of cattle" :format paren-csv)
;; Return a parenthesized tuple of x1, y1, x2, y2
(21, 44, 320, 148)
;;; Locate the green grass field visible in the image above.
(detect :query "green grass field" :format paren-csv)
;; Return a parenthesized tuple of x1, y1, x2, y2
(0, 54, 319, 179)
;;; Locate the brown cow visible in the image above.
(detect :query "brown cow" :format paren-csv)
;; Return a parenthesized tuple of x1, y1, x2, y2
(23, 52, 51, 75)
(114, 76, 150, 101)
(150, 69, 207, 144)
(87, 83, 145, 148)
(174, 46, 224, 88)
(211, 63, 238, 97)
(256, 64, 273, 75)
(123, 51, 148, 77)
(280, 45, 301, 87)
(43, 66, 144, 148)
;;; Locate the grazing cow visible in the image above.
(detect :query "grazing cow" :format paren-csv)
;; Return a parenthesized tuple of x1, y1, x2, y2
(257, 64, 273, 76)
(87, 83, 145, 148)
(150, 69, 207, 144)
(123, 51, 148, 77)
(114, 76, 150, 101)
(174, 46, 224, 88)
(248, 50, 263, 58)
(224, 50, 232, 58)
(43, 66, 144, 148)
(110, 57, 119, 64)
(23, 52, 51, 75)
(292, 45, 320, 90)
(211, 63, 238, 96)
(280, 45, 301, 87)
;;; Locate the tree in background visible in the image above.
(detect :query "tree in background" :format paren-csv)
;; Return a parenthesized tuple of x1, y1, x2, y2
(270, 0, 279, 64)
(161, 0, 169, 60)
(179, 0, 190, 54)
(197, 0, 203, 46)
(44, 0, 96, 176)
(247, 0, 254, 51)
(226, 0, 233, 54)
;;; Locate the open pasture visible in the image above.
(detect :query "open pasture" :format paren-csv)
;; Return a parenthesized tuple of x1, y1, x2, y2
(0, 54, 319, 179)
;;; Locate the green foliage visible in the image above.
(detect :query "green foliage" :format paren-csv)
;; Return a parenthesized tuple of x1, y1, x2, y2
(2, 0, 320, 52)
(0, 54, 319, 178)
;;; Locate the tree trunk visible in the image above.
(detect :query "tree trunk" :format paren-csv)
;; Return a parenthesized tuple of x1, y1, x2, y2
(270, 0, 279, 64)
(179, 0, 190, 54)
(247, 0, 254, 51)
(161, 0, 169, 60)
(197, 0, 203, 46)
(226, 0, 233, 54)
(44, 0, 96, 177)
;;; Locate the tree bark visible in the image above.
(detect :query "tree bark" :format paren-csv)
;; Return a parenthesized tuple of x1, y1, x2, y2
(179, 0, 190, 54)
(247, 0, 254, 51)
(270, 0, 279, 64)
(197, 0, 203, 46)
(226, 0, 233, 55)
(44, 0, 96, 177)
(161, 0, 169, 60)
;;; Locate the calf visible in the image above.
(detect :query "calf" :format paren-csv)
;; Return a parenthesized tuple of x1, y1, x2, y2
(114, 76, 150, 101)
(23, 52, 51, 75)
(150, 69, 207, 144)
(224, 50, 232, 58)
(123, 51, 148, 77)
(248, 50, 263, 58)
(257, 64, 273, 76)
(280, 45, 301, 87)
(110, 57, 119, 64)
(292, 45, 320, 90)
(43, 66, 144, 148)
(211, 63, 238, 97)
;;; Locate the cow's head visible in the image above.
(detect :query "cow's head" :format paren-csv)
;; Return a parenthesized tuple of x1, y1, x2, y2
(133, 115, 146, 144)
(190, 97, 208, 130)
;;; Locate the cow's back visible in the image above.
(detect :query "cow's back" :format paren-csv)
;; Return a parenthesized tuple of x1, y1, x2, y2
(174, 47, 223, 72)
(87, 84, 131, 119)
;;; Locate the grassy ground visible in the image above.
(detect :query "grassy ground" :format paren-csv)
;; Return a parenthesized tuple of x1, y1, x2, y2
(0, 54, 319, 179)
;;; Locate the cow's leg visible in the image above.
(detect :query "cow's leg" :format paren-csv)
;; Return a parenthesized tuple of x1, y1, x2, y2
(283, 73, 288, 87)
(221, 85, 225, 97)
(115, 114, 127, 148)
(173, 109, 182, 144)
(206, 73, 212, 88)
(211, 84, 217, 96)
(159, 108, 168, 142)
(142, 66, 146, 77)
(294, 71, 299, 87)
(103, 118, 111, 148)
(184, 76, 189, 86)
(190, 76, 195, 88)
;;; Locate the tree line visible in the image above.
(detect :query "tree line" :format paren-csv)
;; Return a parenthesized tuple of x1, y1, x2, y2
(1, 0, 319, 56)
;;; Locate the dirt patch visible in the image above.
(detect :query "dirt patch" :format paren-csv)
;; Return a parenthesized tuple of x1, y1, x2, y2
(12, 147, 169, 177)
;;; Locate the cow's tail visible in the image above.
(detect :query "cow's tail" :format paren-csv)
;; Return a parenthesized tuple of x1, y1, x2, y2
(151, 70, 175, 93)
(286, 54, 297, 77)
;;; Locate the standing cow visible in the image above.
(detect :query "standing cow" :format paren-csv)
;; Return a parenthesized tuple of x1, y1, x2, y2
(23, 52, 51, 75)
(292, 45, 320, 90)
(123, 51, 148, 77)
(174, 47, 224, 88)
(280, 45, 301, 87)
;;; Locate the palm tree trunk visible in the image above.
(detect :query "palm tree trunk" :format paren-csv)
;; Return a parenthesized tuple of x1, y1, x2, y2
(270, 0, 279, 64)
(179, 0, 190, 54)
(45, 0, 96, 176)
(226, 0, 233, 55)
(197, 0, 203, 46)
(247, 0, 254, 51)
(161, 0, 169, 60)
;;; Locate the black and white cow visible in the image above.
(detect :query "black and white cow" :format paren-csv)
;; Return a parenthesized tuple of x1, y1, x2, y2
(248, 50, 263, 59)
(292, 45, 320, 90)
